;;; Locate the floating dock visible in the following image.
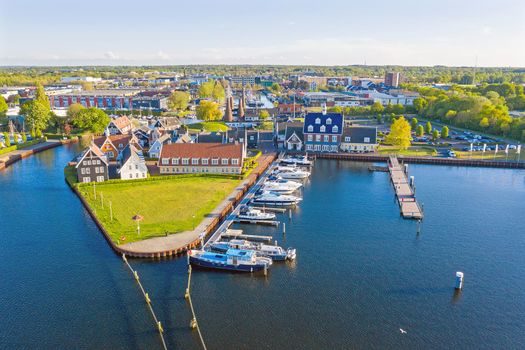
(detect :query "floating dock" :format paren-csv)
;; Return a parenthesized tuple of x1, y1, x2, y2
(388, 156, 424, 220)
(221, 229, 273, 242)
(249, 205, 287, 213)
(233, 219, 279, 226)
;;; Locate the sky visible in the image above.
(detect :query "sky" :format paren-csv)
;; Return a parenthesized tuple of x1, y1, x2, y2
(1, 0, 524, 67)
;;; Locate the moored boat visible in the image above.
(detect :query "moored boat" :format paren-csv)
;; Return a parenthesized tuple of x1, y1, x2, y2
(276, 168, 310, 179)
(262, 179, 302, 193)
(281, 155, 312, 166)
(209, 239, 297, 261)
(237, 206, 276, 220)
(252, 191, 302, 206)
(188, 248, 272, 272)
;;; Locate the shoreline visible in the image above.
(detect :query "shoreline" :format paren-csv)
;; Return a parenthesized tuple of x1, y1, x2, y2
(67, 153, 277, 259)
(0, 138, 79, 171)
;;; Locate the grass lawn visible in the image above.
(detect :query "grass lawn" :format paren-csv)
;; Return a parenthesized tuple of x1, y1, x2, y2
(187, 121, 230, 132)
(454, 150, 524, 161)
(76, 175, 240, 244)
(377, 145, 437, 157)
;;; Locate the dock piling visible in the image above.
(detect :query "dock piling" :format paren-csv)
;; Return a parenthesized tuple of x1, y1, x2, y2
(282, 222, 286, 234)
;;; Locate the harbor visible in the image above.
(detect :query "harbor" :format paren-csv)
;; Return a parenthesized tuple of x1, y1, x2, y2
(191, 154, 312, 273)
(2, 146, 525, 349)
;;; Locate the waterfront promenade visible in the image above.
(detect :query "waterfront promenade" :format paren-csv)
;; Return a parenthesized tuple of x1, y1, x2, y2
(114, 153, 277, 258)
(0, 139, 77, 170)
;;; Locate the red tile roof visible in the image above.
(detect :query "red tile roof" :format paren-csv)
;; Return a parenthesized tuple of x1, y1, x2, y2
(111, 115, 132, 130)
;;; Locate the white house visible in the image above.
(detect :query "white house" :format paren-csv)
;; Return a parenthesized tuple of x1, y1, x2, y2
(340, 126, 378, 153)
(117, 144, 148, 180)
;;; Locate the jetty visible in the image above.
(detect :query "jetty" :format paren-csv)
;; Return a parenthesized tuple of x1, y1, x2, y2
(388, 156, 424, 220)
(221, 229, 273, 242)
(233, 219, 279, 226)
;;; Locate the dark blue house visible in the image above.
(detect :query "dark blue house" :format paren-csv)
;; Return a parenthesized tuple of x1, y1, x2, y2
(303, 112, 343, 152)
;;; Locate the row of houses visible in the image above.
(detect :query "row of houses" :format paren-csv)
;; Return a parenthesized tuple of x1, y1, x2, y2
(276, 111, 378, 153)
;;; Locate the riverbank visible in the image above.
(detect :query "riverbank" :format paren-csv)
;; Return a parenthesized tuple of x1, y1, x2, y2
(0, 138, 79, 171)
(67, 153, 277, 258)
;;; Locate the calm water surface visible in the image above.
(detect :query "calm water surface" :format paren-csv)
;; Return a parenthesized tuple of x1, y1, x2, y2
(1, 146, 524, 349)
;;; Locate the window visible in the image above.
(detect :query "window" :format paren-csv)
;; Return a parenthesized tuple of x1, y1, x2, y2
(326, 118, 332, 125)
(128, 165, 132, 170)
(86, 160, 91, 166)
(95, 167, 99, 174)
(182, 158, 189, 165)
(320, 125, 326, 132)
(315, 118, 321, 124)
(332, 125, 338, 133)
(135, 164, 138, 169)
(212, 158, 219, 165)
(202, 158, 209, 165)
(161, 158, 169, 165)
(129, 173, 133, 178)
(172, 158, 179, 165)
(81, 168, 85, 175)
(232, 158, 239, 165)
(307, 135, 313, 141)
(83, 177, 90, 183)
(221, 158, 228, 165)
(97, 176, 105, 182)
(306, 144, 313, 151)
(192, 158, 199, 165)
(332, 135, 337, 142)
(85, 168, 90, 174)
(364, 137, 370, 143)
(345, 136, 351, 142)
(108, 151, 114, 158)
(307, 125, 313, 132)
(324, 135, 329, 142)
(315, 135, 321, 141)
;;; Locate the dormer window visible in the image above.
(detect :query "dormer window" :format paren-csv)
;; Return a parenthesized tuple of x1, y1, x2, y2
(315, 118, 321, 124)
(326, 118, 332, 125)
(332, 125, 338, 133)
(307, 125, 313, 132)
(320, 125, 326, 132)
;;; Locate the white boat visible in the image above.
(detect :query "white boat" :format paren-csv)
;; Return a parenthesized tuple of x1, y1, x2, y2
(237, 206, 276, 220)
(276, 168, 310, 179)
(281, 155, 312, 166)
(262, 180, 302, 194)
(210, 239, 296, 261)
(252, 191, 302, 206)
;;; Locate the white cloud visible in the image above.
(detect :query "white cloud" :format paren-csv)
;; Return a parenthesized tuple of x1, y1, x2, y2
(104, 51, 119, 60)
(482, 26, 493, 35)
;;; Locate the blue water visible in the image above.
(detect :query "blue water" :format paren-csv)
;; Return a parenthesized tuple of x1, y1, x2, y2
(1, 147, 524, 349)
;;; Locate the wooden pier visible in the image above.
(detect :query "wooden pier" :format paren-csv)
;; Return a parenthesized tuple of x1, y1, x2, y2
(388, 156, 424, 220)
(221, 229, 273, 242)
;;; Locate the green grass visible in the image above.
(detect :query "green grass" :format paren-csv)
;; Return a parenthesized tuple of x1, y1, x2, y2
(76, 175, 240, 244)
(454, 150, 525, 161)
(377, 145, 437, 157)
(187, 121, 230, 132)
(0, 139, 44, 155)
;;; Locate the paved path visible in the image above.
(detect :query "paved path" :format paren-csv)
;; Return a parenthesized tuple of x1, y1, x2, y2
(118, 154, 277, 255)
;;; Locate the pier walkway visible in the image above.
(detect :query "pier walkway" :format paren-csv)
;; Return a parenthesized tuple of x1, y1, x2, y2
(388, 156, 423, 220)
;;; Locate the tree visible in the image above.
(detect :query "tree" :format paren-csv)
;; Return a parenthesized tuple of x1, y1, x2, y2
(371, 101, 384, 115)
(34, 83, 50, 108)
(441, 126, 449, 138)
(425, 121, 432, 134)
(3, 132, 10, 147)
(21, 100, 51, 134)
(413, 97, 427, 113)
(212, 81, 225, 102)
(385, 116, 412, 150)
(0, 96, 8, 116)
(479, 117, 490, 128)
(376, 114, 383, 124)
(196, 100, 222, 121)
(259, 110, 270, 120)
(432, 129, 440, 141)
(72, 108, 110, 134)
(22, 133, 27, 143)
(168, 91, 190, 111)
(67, 103, 85, 120)
(270, 83, 282, 94)
(410, 117, 418, 130)
(198, 80, 214, 99)
(416, 124, 424, 137)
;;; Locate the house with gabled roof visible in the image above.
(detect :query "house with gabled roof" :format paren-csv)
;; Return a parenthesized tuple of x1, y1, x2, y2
(151, 117, 181, 130)
(284, 124, 304, 151)
(106, 115, 133, 135)
(196, 132, 225, 144)
(340, 126, 378, 153)
(117, 144, 148, 180)
(134, 126, 152, 148)
(93, 134, 142, 161)
(75, 144, 109, 183)
(303, 109, 343, 152)
(148, 134, 172, 159)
